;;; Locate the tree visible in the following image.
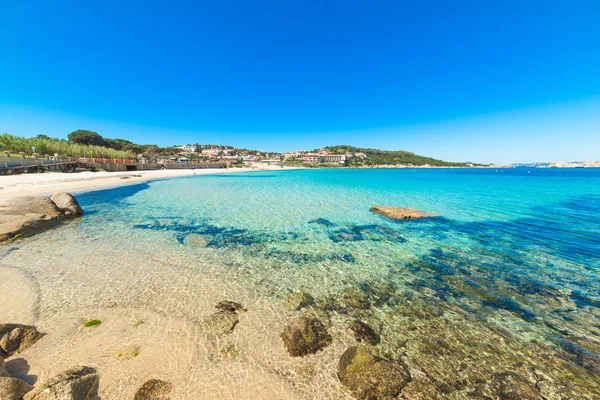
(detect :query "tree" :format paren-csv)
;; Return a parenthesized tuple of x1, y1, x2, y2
(68, 130, 104, 146)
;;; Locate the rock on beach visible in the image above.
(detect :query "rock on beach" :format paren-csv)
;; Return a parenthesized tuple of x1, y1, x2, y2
(0, 324, 44, 357)
(0, 193, 83, 242)
(0, 377, 34, 400)
(24, 365, 99, 400)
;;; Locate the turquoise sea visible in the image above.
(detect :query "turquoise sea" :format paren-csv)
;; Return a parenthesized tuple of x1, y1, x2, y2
(3, 168, 600, 399)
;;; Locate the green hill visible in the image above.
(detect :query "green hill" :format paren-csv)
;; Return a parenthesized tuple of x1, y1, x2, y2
(323, 145, 469, 167)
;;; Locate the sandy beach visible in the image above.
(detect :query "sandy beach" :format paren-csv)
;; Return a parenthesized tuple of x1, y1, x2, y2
(0, 167, 291, 200)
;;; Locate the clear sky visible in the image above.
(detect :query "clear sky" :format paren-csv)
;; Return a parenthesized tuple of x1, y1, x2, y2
(1, 0, 599, 163)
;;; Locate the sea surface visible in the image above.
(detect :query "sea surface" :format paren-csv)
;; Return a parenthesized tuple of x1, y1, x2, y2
(2, 168, 600, 399)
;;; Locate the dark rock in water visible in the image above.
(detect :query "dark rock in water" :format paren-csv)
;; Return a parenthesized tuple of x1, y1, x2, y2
(484, 372, 543, 400)
(348, 320, 380, 345)
(285, 292, 315, 311)
(338, 346, 411, 399)
(134, 379, 173, 399)
(0, 324, 44, 357)
(336, 287, 371, 311)
(24, 365, 99, 400)
(399, 379, 443, 399)
(0, 377, 33, 400)
(50, 192, 83, 218)
(282, 317, 332, 357)
(370, 206, 438, 220)
(202, 310, 239, 335)
(215, 301, 246, 313)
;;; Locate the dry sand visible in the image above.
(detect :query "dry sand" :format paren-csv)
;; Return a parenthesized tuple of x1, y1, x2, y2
(0, 166, 291, 200)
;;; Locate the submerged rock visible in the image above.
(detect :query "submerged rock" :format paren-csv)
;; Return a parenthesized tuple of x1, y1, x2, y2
(338, 346, 411, 399)
(0, 377, 33, 400)
(134, 379, 173, 400)
(483, 372, 543, 400)
(0, 324, 44, 357)
(24, 365, 99, 400)
(399, 379, 443, 399)
(50, 192, 83, 218)
(282, 317, 332, 357)
(370, 206, 438, 220)
(215, 301, 246, 313)
(348, 320, 380, 345)
(335, 287, 371, 311)
(202, 310, 239, 335)
(285, 292, 315, 311)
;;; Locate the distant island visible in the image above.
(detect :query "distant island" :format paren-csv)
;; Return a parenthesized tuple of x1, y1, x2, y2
(0, 132, 514, 169)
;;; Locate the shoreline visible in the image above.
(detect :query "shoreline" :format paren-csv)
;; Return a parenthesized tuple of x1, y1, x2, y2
(0, 166, 299, 201)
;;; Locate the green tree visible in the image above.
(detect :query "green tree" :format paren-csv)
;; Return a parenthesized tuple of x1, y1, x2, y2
(68, 130, 104, 146)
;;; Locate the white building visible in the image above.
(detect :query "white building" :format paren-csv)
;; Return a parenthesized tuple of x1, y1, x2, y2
(201, 148, 222, 155)
(176, 144, 198, 153)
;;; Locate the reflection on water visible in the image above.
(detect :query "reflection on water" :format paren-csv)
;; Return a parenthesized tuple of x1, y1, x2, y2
(2, 168, 600, 399)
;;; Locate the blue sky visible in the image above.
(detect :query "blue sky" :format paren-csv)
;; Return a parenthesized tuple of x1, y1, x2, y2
(1, 1, 599, 163)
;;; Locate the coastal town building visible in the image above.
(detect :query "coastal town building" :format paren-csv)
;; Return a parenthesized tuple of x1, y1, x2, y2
(201, 148, 221, 155)
(175, 144, 198, 153)
(299, 153, 346, 164)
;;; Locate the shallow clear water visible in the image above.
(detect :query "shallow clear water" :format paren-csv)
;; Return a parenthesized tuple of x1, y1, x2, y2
(3, 168, 600, 399)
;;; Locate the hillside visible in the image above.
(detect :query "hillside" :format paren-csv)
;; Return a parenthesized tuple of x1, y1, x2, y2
(323, 145, 470, 167)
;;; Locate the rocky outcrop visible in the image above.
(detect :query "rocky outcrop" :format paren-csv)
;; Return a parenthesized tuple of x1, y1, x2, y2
(284, 292, 315, 311)
(134, 379, 173, 399)
(370, 206, 438, 220)
(282, 317, 332, 357)
(0, 324, 44, 357)
(0, 193, 83, 242)
(338, 346, 411, 400)
(0, 377, 34, 400)
(348, 320, 380, 345)
(50, 193, 83, 218)
(24, 366, 99, 400)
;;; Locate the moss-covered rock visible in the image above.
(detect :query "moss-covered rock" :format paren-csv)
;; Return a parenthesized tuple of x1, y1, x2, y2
(282, 317, 332, 357)
(338, 346, 411, 399)
(285, 292, 315, 311)
(348, 320, 380, 345)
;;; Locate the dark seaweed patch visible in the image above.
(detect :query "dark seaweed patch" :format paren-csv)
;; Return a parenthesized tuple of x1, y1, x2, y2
(328, 224, 406, 243)
(308, 218, 336, 227)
